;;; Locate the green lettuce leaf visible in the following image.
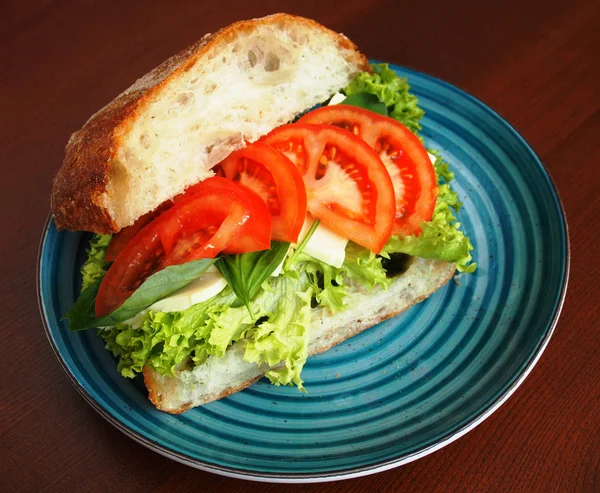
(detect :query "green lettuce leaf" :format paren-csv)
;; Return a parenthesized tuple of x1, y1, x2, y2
(296, 253, 346, 313)
(284, 243, 392, 314)
(99, 273, 315, 383)
(97, 246, 392, 382)
(344, 63, 424, 133)
(342, 242, 392, 291)
(100, 285, 240, 378)
(244, 247, 392, 386)
(81, 234, 111, 291)
(244, 275, 313, 389)
(382, 152, 476, 273)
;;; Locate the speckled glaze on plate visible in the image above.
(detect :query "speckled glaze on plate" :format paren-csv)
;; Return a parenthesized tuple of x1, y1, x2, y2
(38, 64, 569, 483)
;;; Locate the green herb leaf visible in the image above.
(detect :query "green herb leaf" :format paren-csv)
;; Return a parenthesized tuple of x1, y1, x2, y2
(287, 220, 320, 268)
(216, 242, 290, 318)
(340, 92, 388, 116)
(64, 279, 103, 331)
(64, 258, 215, 331)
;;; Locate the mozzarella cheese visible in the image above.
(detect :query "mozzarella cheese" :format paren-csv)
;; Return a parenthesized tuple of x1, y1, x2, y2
(328, 92, 347, 105)
(295, 216, 348, 268)
(272, 216, 350, 275)
(148, 266, 227, 313)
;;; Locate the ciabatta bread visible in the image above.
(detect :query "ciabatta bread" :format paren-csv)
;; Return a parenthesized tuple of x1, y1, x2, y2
(143, 258, 456, 414)
(51, 14, 368, 233)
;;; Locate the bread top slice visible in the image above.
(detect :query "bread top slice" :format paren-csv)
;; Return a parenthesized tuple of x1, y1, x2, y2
(51, 13, 369, 233)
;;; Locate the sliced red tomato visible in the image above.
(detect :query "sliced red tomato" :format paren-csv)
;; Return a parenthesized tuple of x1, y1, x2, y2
(105, 203, 172, 262)
(95, 177, 271, 316)
(298, 105, 438, 236)
(172, 176, 272, 255)
(262, 124, 395, 253)
(214, 142, 307, 243)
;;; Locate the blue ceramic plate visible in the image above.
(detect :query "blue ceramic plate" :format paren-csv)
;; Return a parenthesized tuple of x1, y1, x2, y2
(38, 65, 569, 483)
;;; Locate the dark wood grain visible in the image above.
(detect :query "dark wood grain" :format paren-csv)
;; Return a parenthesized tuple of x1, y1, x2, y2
(1, 0, 599, 491)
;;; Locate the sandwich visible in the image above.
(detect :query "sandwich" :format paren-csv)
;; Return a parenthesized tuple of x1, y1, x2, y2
(52, 13, 476, 414)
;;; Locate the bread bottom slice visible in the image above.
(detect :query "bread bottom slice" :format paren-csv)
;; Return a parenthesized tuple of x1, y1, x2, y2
(143, 257, 456, 413)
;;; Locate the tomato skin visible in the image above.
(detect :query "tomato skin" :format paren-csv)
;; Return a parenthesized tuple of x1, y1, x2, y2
(215, 142, 307, 243)
(157, 191, 240, 264)
(174, 177, 272, 256)
(95, 177, 271, 316)
(95, 225, 164, 316)
(298, 105, 438, 236)
(105, 203, 172, 262)
(262, 124, 395, 253)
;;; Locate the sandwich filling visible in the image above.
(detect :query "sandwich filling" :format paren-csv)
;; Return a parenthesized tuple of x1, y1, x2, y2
(67, 64, 476, 389)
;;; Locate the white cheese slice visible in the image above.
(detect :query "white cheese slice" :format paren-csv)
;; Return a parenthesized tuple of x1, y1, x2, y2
(148, 267, 227, 313)
(328, 92, 346, 105)
(272, 215, 350, 274)
(295, 216, 348, 268)
(427, 151, 438, 164)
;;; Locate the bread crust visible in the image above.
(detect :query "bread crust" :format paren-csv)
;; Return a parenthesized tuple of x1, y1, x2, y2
(144, 366, 263, 414)
(51, 14, 369, 233)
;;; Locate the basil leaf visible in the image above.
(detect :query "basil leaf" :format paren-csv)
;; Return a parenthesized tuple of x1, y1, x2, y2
(64, 278, 102, 331)
(64, 258, 214, 331)
(341, 92, 388, 116)
(216, 242, 290, 318)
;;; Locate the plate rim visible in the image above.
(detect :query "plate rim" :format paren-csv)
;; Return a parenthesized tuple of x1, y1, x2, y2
(37, 64, 570, 483)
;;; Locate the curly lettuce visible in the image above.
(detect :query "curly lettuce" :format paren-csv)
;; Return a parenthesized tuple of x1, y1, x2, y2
(100, 285, 240, 378)
(98, 246, 394, 384)
(344, 63, 424, 133)
(100, 274, 313, 387)
(80, 234, 111, 291)
(244, 276, 313, 388)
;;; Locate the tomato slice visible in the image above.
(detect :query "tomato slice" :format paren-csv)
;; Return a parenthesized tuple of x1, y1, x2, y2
(95, 177, 271, 316)
(298, 105, 438, 236)
(214, 142, 307, 243)
(174, 176, 272, 255)
(105, 203, 172, 262)
(262, 124, 395, 253)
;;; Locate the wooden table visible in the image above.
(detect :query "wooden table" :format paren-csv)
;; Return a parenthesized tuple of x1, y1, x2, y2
(2, 1, 599, 491)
